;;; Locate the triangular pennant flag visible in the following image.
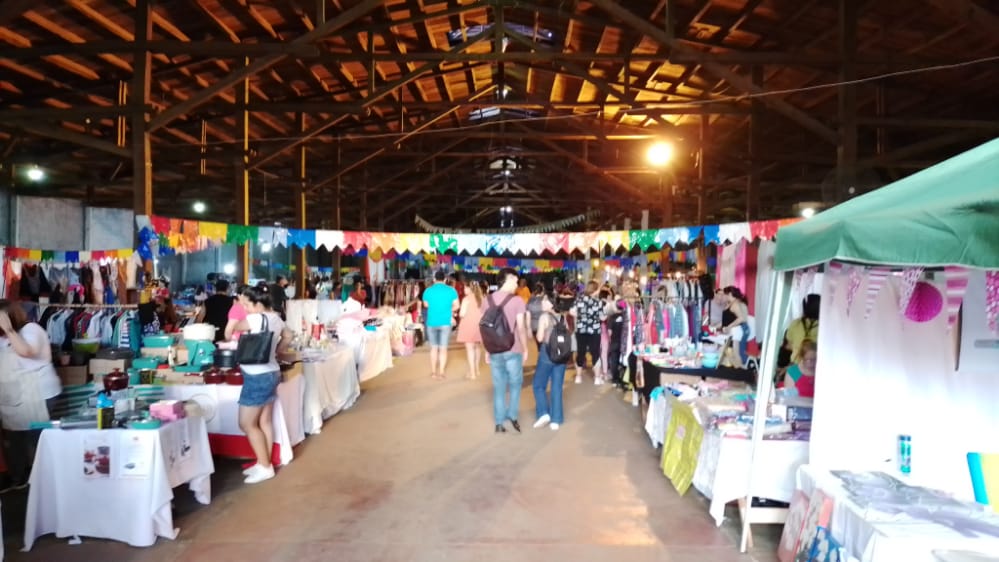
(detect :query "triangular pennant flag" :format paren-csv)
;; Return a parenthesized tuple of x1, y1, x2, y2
(943, 266, 971, 330)
(898, 267, 924, 316)
(800, 267, 818, 296)
(986, 271, 999, 334)
(845, 266, 863, 316)
(826, 262, 843, 307)
(864, 268, 890, 319)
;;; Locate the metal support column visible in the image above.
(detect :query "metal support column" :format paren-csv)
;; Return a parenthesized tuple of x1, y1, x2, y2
(294, 112, 308, 293)
(132, 0, 153, 281)
(234, 59, 251, 283)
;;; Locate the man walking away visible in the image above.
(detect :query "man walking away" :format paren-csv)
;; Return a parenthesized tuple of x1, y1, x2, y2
(196, 279, 234, 342)
(422, 270, 459, 379)
(269, 275, 290, 320)
(481, 268, 530, 434)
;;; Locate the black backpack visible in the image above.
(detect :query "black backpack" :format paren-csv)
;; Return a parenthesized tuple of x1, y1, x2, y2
(546, 313, 573, 364)
(479, 294, 517, 354)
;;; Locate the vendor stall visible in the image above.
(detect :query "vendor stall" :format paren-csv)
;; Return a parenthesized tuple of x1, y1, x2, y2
(24, 416, 214, 550)
(751, 138, 999, 558)
(300, 345, 360, 434)
(160, 380, 296, 465)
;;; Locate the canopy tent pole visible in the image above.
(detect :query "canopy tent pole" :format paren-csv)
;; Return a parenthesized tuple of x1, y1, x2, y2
(740, 269, 794, 552)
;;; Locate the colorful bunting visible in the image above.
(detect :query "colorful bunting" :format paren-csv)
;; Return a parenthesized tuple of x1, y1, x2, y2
(845, 266, 863, 316)
(865, 268, 890, 319)
(898, 267, 925, 318)
(986, 271, 999, 334)
(0, 245, 132, 264)
(943, 266, 971, 330)
(136, 215, 796, 256)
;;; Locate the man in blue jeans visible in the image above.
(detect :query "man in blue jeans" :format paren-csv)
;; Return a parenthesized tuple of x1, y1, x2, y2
(422, 270, 459, 379)
(485, 268, 530, 434)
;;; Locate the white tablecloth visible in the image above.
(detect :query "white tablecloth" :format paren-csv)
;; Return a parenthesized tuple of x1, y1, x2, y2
(302, 346, 359, 434)
(276, 375, 306, 446)
(24, 417, 214, 550)
(357, 327, 393, 382)
(161, 383, 295, 465)
(797, 465, 999, 562)
(692, 431, 810, 526)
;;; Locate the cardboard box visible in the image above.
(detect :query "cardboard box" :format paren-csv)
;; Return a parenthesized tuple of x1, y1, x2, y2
(56, 365, 90, 386)
(89, 358, 132, 377)
(281, 362, 303, 381)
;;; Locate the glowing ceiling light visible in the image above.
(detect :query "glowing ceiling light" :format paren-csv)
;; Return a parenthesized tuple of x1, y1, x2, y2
(26, 166, 45, 181)
(801, 207, 816, 219)
(645, 141, 674, 167)
(192, 201, 206, 213)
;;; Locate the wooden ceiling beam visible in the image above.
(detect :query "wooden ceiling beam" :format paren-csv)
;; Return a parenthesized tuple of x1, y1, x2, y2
(588, 0, 839, 145)
(249, 31, 492, 170)
(310, 85, 494, 191)
(370, 156, 475, 215)
(148, 0, 384, 132)
(3, 123, 129, 158)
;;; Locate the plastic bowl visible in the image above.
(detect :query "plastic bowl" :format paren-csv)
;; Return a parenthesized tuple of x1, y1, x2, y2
(701, 352, 721, 369)
(72, 338, 101, 354)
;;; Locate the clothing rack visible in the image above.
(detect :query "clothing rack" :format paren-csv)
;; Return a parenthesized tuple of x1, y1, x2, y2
(40, 303, 137, 309)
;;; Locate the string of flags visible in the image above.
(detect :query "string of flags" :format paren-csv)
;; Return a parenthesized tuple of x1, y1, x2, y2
(0, 246, 134, 264)
(135, 215, 800, 259)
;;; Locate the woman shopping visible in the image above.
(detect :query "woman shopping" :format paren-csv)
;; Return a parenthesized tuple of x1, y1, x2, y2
(456, 281, 485, 380)
(721, 286, 751, 367)
(229, 287, 292, 485)
(533, 295, 570, 431)
(571, 281, 606, 384)
(0, 300, 62, 490)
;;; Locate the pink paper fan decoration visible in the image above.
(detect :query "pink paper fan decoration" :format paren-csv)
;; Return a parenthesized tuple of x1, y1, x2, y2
(904, 281, 943, 323)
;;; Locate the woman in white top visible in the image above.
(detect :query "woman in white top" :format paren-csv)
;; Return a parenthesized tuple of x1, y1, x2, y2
(0, 300, 62, 489)
(230, 287, 292, 484)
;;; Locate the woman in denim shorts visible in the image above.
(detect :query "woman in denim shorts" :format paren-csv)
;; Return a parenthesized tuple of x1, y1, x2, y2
(230, 286, 292, 484)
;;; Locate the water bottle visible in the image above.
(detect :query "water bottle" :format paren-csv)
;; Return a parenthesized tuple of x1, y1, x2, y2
(898, 435, 912, 474)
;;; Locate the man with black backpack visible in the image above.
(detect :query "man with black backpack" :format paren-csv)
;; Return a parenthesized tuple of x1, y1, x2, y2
(479, 268, 530, 434)
(532, 294, 573, 431)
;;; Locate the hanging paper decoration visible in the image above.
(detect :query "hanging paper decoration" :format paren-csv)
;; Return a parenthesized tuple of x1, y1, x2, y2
(897, 267, 925, 317)
(800, 267, 818, 298)
(826, 262, 843, 307)
(942, 266, 971, 330)
(864, 268, 890, 319)
(845, 266, 863, 315)
(137, 215, 797, 256)
(904, 281, 943, 323)
(986, 271, 999, 334)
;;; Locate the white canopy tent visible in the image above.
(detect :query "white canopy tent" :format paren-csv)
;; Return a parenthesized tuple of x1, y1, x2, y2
(739, 138, 999, 552)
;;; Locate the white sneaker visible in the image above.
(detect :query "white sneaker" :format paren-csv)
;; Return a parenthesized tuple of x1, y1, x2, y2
(550, 423, 560, 431)
(242, 463, 259, 476)
(574, 374, 582, 384)
(533, 414, 550, 429)
(244, 464, 275, 484)
(594, 377, 604, 385)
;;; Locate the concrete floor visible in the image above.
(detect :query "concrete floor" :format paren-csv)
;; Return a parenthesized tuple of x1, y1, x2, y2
(4, 344, 781, 562)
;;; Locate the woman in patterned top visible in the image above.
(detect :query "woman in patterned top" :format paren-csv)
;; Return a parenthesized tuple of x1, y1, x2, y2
(570, 281, 606, 385)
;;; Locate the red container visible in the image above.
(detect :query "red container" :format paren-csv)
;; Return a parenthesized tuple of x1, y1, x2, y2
(202, 367, 225, 385)
(103, 368, 129, 392)
(224, 369, 244, 385)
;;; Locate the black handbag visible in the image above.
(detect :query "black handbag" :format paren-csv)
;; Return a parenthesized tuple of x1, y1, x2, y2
(236, 313, 274, 365)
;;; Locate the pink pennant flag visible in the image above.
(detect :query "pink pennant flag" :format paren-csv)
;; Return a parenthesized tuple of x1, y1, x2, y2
(800, 267, 818, 296)
(986, 271, 999, 334)
(846, 266, 863, 316)
(826, 262, 843, 307)
(898, 267, 924, 316)
(864, 268, 890, 319)
(792, 269, 804, 295)
(943, 266, 971, 330)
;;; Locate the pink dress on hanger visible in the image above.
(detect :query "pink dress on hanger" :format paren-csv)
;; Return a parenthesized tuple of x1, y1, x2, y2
(456, 295, 483, 343)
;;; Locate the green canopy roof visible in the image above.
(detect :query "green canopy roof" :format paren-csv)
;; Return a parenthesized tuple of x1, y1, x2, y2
(774, 138, 999, 271)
